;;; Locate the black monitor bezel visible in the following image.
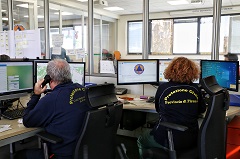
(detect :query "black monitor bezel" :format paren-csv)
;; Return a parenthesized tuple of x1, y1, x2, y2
(117, 59, 159, 85)
(200, 59, 239, 92)
(34, 60, 86, 86)
(0, 60, 34, 100)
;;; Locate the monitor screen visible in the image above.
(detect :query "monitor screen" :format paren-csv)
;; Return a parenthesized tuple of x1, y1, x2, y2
(158, 59, 172, 83)
(117, 59, 159, 85)
(69, 62, 85, 86)
(158, 59, 200, 83)
(201, 60, 239, 92)
(35, 61, 85, 86)
(0, 61, 34, 100)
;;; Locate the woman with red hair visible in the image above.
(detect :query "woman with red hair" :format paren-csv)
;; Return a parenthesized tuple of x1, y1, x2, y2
(137, 57, 206, 158)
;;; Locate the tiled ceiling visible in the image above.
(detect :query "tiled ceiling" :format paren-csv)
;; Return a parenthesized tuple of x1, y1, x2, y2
(72, 0, 240, 15)
(3, 0, 240, 23)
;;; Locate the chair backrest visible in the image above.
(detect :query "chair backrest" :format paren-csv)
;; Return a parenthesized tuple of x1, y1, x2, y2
(85, 83, 118, 108)
(200, 75, 225, 95)
(199, 76, 229, 159)
(74, 83, 123, 159)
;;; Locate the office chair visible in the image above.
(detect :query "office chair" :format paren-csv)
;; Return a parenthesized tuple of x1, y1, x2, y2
(142, 75, 229, 159)
(36, 83, 123, 159)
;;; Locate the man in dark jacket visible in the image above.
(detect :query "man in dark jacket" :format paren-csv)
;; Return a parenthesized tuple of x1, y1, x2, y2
(15, 59, 90, 159)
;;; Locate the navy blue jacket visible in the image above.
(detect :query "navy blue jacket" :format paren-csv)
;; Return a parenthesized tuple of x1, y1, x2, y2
(151, 81, 206, 150)
(23, 82, 90, 157)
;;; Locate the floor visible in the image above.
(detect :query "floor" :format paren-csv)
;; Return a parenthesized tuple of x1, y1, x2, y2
(0, 135, 139, 159)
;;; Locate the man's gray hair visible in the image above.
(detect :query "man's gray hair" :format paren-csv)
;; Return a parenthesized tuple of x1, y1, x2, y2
(47, 59, 72, 84)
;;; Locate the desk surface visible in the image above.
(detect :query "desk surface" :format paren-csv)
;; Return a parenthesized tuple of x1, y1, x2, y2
(118, 94, 240, 117)
(0, 118, 42, 147)
(0, 94, 239, 148)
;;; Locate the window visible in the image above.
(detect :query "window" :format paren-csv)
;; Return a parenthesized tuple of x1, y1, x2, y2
(128, 21, 142, 54)
(151, 19, 173, 55)
(200, 16, 230, 54)
(173, 18, 198, 54)
(199, 17, 212, 54)
(127, 15, 240, 56)
(227, 15, 240, 53)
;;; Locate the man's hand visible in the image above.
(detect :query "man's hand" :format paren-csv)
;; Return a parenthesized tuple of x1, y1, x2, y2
(34, 79, 47, 95)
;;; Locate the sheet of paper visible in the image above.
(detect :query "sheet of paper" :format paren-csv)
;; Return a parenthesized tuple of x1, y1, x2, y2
(0, 125, 12, 132)
(100, 60, 115, 74)
(75, 48, 85, 59)
(52, 34, 63, 47)
(52, 47, 61, 55)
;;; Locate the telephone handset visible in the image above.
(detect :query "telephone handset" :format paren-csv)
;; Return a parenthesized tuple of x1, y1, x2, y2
(41, 75, 51, 88)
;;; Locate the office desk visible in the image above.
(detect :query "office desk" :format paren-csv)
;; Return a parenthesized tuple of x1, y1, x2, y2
(118, 94, 240, 137)
(0, 118, 42, 153)
(118, 94, 240, 117)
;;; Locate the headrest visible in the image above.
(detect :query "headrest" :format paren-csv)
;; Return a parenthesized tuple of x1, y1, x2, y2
(200, 75, 224, 95)
(85, 83, 118, 108)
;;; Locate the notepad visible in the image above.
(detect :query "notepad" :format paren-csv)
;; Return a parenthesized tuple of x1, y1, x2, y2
(230, 94, 240, 106)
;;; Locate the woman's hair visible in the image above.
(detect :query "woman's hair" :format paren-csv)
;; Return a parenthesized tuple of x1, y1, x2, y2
(164, 57, 200, 84)
(47, 59, 72, 84)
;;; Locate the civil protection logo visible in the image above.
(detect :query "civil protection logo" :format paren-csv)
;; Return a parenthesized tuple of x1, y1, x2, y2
(134, 64, 144, 74)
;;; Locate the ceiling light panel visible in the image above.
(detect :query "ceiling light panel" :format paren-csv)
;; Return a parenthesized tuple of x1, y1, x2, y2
(167, 0, 189, 5)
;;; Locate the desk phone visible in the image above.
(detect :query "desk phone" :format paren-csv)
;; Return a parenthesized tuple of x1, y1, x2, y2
(115, 88, 128, 95)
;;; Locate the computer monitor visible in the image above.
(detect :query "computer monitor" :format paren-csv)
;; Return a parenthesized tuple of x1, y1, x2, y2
(35, 61, 85, 86)
(201, 60, 239, 92)
(158, 59, 172, 83)
(158, 59, 200, 83)
(117, 59, 159, 85)
(69, 62, 85, 86)
(0, 61, 34, 100)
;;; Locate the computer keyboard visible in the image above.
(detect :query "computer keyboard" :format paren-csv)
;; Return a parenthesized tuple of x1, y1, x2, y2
(2, 108, 25, 120)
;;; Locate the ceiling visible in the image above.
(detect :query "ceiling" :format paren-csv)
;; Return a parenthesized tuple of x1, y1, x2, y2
(73, 0, 240, 15)
(2, 0, 240, 24)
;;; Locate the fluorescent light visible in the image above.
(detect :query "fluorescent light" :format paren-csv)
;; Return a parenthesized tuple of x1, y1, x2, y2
(103, 7, 124, 11)
(16, 3, 40, 8)
(1, 10, 6, 12)
(167, 0, 189, 5)
(2, 17, 15, 20)
(54, 12, 73, 15)
(24, 15, 44, 18)
(16, 4, 28, 8)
